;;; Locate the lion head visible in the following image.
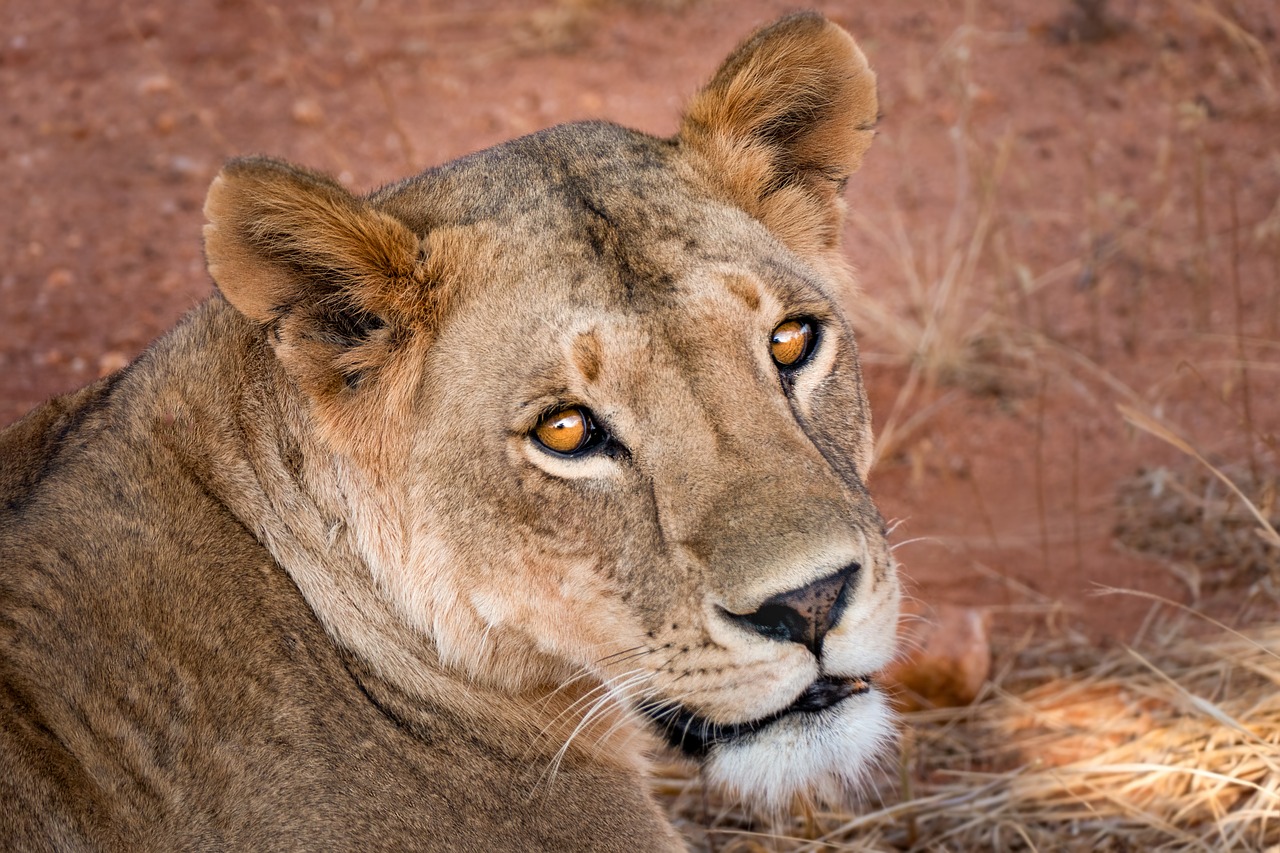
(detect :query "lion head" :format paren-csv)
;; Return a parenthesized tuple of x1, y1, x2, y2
(202, 12, 898, 809)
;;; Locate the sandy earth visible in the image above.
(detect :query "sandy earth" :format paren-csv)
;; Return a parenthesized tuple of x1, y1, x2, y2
(3, 0, 1278, 649)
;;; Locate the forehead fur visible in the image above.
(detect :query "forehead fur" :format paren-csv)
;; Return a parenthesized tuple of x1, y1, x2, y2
(368, 122, 734, 310)
(371, 122, 680, 230)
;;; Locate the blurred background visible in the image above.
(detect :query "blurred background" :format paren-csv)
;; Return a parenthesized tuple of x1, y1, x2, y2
(3, 0, 1277, 848)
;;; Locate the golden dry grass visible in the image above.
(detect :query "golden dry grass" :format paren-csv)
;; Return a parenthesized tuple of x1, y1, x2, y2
(656, 612, 1280, 851)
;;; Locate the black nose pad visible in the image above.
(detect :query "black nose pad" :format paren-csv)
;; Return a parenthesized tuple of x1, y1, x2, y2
(725, 563, 858, 656)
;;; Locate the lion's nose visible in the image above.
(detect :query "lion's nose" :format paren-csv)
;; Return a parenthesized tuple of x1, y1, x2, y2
(724, 564, 858, 656)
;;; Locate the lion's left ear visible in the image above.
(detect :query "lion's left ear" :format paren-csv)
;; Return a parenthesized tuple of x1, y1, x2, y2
(678, 12, 877, 260)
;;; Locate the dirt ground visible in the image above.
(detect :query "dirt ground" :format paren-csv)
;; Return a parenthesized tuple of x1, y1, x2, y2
(3, 0, 1278, 652)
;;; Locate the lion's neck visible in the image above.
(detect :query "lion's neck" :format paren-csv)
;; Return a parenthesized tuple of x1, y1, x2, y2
(147, 298, 648, 772)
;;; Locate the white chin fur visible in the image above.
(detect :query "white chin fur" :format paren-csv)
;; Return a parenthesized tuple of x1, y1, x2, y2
(702, 690, 895, 810)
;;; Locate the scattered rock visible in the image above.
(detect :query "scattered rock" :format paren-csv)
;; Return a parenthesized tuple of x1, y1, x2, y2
(137, 74, 174, 96)
(887, 604, 992, 711)
(167, 155, 203, 179)
(44, 267, 74, 290)
(1043, 0, 1127, 45)
(153, 112, 177, 135)
(291, 98, 324, 126)
(97, 350, 130, 378)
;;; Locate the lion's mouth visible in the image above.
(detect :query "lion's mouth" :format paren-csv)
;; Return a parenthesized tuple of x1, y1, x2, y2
(639, 675, 872, 758)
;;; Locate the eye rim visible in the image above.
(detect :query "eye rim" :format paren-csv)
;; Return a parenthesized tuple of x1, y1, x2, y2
(531, 405, 605, 457)
(770, 316, 819, 370)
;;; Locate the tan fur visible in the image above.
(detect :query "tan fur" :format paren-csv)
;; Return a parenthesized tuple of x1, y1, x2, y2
(1, 13, 897, 850)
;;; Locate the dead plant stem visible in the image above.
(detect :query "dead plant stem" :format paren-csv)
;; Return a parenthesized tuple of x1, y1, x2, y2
(1228, 176, 1260, 487)
(1035, 372, 1051, 575)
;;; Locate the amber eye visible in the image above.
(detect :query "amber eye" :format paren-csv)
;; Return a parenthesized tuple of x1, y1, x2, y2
(533, 406, 600, 456)
(770, 318, 817, 368)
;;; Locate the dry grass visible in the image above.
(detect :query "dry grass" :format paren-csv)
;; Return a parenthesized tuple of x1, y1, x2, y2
(847, 20, 1049, 466)
(1117, 463, 1279, 598)
(1118, 407, 1280, 558)
(657, 613, 1280, 851)
(1115, 406, 1280, 596)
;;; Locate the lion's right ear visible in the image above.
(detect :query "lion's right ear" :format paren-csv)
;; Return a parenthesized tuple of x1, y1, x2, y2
(204, 157, 432, 328)
(203, 158, 442, 401)
(203, 158, 450, 446)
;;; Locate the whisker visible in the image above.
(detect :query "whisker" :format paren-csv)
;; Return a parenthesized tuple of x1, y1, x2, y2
(466, 622, 495, 684)
(544, 671, 655, 784)
(594, 644, 652, 666)
(538, 668, 647, 736)
(536, 666, 602, 704)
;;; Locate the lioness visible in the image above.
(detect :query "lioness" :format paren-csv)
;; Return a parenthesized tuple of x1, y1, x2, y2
(0, 12, 898, 851)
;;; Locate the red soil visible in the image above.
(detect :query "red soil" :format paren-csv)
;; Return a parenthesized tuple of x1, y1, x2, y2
(3, 0, 1277, 647)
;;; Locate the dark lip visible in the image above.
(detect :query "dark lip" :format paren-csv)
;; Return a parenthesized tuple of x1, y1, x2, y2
(639, 674, 872, 759)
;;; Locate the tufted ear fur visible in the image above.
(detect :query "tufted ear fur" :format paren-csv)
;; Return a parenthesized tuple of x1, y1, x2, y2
(679, 12, 878, 261)
(203, 157, 444, 448)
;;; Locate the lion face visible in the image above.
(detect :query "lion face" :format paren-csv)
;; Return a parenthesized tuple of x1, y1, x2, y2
(204, 13, 896, 808)
(409, 176, 898, 805)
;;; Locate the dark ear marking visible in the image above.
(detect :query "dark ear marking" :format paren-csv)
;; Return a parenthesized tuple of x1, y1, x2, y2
(342, 368, 366, 391)
(310, 305, 387, 351)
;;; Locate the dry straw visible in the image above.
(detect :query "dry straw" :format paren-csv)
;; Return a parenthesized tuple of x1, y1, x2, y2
(1119, 405, 1280, 560)
(656, 613, 1280, 851)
